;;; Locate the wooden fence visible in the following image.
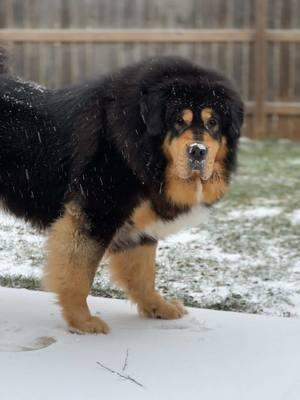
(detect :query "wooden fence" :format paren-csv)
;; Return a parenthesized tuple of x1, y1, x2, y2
(0, 0, 300, 139)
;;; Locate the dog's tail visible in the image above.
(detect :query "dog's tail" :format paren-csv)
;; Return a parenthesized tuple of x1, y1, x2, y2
(0, 47, 8, 74)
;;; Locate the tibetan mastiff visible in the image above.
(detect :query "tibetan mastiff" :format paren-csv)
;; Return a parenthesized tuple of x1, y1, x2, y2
(0, 51, 244, 333)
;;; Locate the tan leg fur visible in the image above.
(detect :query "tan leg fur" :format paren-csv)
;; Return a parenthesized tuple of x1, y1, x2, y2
(109, 244, 187, 319)
(43, 203, 109, 334)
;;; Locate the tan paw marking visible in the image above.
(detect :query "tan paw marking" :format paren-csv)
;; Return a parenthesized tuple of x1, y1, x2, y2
(69, 315, 110, 334)
(138, 298, 187, 320)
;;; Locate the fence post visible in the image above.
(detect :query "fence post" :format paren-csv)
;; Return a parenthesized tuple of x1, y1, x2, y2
(254, 0, 268, 139)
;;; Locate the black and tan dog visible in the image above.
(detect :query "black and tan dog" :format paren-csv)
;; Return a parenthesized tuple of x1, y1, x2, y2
(0, 51, 243, 333)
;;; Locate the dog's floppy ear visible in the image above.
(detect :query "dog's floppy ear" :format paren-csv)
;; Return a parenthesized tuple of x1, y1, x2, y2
(225, 87, 244, 139)
(140, 90, 165, 136)
(230, 98, 244, 138)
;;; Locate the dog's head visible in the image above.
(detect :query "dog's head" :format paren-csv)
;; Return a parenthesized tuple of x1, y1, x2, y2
(140, 76, 244, 182)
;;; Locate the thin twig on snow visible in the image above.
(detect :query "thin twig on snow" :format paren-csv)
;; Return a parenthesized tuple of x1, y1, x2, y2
(96, 361, 145, 388)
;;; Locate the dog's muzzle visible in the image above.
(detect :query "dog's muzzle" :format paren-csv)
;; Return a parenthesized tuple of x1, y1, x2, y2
(187, 143, 207, 172)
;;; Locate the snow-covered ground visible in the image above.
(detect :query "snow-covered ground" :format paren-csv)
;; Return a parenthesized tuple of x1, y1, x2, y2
(1, 286, 300, 400)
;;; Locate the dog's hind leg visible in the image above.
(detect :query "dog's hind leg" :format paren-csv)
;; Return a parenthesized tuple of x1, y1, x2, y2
(43, 203, 109, 334)
(108, 244, 187, 319)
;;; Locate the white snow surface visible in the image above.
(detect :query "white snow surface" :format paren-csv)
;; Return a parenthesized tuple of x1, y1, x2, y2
(227, 206, 283, 219)
(1, 287, 300, 400)
(290, 209, 300, 225)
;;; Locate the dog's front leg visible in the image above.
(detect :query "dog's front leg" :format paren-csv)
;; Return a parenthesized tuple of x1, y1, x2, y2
(43, 203, 109, 334)
(109, 243, 187, 319)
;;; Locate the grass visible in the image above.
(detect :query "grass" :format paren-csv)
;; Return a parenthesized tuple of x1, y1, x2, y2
(0, 139, 299, 317)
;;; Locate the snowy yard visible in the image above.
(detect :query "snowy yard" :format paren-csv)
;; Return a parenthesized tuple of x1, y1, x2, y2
(0, 139, 299, 317)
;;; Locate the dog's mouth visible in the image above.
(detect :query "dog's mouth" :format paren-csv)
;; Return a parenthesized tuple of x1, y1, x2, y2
(189, 159, 206, 175)
(190, 157, 205, 170)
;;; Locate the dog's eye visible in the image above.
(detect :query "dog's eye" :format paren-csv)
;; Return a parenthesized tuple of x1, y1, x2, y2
(206, 118, 218, 130)
(176, 117, 185, 126)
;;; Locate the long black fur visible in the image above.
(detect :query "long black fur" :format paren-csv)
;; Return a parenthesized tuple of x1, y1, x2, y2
(0, 53, 243, 247)
(0, 47, 8, 74)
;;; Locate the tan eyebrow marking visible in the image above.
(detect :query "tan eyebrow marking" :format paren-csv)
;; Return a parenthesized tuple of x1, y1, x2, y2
(182, 109, 193, 124)
(201, 108, 213, 125)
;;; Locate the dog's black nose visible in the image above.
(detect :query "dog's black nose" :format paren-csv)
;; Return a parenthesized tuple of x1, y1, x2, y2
(188, 143, 207, 161)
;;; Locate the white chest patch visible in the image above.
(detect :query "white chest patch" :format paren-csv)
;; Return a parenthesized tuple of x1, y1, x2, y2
(143, 204, 209, 240)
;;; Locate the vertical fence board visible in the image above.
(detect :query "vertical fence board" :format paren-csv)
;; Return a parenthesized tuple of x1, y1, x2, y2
(254, 0, 267, 138)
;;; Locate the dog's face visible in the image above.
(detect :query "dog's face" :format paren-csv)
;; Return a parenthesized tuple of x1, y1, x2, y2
(163, 106, 224, 180)
(140, 79, 243, 182)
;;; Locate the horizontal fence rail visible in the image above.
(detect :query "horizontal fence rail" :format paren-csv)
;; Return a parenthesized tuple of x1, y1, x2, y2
(0, 29, 256, 43)
(246, 102, 300, 115)
(0, 29, 300, 43)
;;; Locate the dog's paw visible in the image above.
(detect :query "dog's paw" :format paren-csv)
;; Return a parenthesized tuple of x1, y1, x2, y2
(138, 297, 187, 320)
(69, 315, 110, 334)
